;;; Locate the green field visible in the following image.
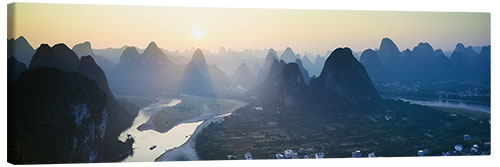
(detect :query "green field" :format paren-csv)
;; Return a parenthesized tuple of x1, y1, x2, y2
(195, 99, 490, 159)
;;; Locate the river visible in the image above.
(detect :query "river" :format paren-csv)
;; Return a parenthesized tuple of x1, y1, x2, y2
(387, 96, 490, 113)
(118, 97, 245, 162)
(118, 98, 206, 162)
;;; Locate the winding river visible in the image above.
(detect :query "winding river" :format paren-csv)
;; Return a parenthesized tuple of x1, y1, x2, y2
(118, 98, 206, 162)
(117, 97, 245, 162)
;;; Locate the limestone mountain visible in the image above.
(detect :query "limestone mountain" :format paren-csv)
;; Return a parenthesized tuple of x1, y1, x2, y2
(9, 67, 108, 163)
(76, 56, 112, 95)
(310, 54, 326, 77)
(252, 62, 261, 76)
(450, 43, 482, 79)
(478, 46, 491, 83)
(249, 60, 306, 109)
(29, 44, 80, 72)
(119, 47, 141, 65)
(9, 43, 139, 164)
(377, 37, 400, 65)
(310, 48, 380, 102)
(359, 49, 385, 82)
(301, 55, 314, 74)
(109, 42, 183, 95)
(295, 58, 310, 85)
(280, 47, 299, 63)
(359, 38, 487, 83)
(7, 57, 27, 85)
(180, 48, 231, 96)
(72, 42, 115, 70)
(7, 36, 35, 65)
(232, 63, 256, 90)
(256, 48, 279, 84)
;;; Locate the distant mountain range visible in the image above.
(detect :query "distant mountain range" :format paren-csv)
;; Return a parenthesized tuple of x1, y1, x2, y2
(180, 48, 231, 96)
(360, 38, 491, 83)
(107, 42, 184, 95)
(7, 36, 35, 65)
(231, 63, 256, 91)
(249, 47, 380, 110)
(7, 36, 491, 163)
(72, 42, 115, 71)
(7, 36, 490, 96)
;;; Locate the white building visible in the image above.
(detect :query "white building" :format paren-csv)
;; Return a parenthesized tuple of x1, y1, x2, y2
(284, 149, 294, 159)
(352, 150, 362, 158)
(315, 152, 325, 159)
(275, 152, 284, 159)
(417, 150, 425, 156)
(455, 145, 463, 152)
(253, 106, 263, 111)
(227, 155, 237, 160)
(470, 144, 479, 153)
(464, 134, 471, 140)
(245, 152, 253, 160)
(368, 152, 376, 158)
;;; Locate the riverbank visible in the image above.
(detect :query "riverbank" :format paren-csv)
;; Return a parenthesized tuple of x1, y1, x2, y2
(154, 100, 247, 161)
(117, 94, 247, 162)
(138, 95, 247, 133)
(154, 114, 229, 161)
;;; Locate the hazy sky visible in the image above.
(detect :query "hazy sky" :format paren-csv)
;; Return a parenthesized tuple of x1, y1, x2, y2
(8, 3, 490, 55)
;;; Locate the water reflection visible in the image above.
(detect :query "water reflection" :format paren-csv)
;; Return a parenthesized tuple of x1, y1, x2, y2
(118, 99, 204, 162)
(391, 97, 490, 113)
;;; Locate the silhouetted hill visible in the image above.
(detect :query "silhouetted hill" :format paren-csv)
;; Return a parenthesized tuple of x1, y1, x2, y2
(295, 58, 310, 85)
(232, 63, 256, 90)
(76, 56, 111, 95)
(116, 42, 172, 67)
(7, 57, 27, 85)
(180, 48, 231, 96)
(29, 44, 80, 71)
(72, 42, 94, 58)
(72, 42, 115, 70)
(256, 48, 279, 84)
(359, 38, 489, 83)
(9, 67, 108, 163)
(119, 46, 141, 64)
(109, 42, 183, 95)
(248, 60, 283, 98)
(310, 54, 326, 76)
(7, 36, 35, 65)
(450, 43, 482, 79)
(10, 43, 139, 164)
(359, 49, 385, 82)
(280, 47, 299, 63)
(310, 48, 380, 102)
(478, 46, 491, 83)
(301, 55, 314, 74)
(281, 63, 307, 109)
(378, 38, 400, 65)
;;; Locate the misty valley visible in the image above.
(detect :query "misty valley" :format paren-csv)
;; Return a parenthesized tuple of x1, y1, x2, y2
(7, 36, 490, 164)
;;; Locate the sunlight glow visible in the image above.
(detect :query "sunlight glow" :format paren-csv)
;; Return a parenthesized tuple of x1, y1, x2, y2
(192, 29, 203, 39)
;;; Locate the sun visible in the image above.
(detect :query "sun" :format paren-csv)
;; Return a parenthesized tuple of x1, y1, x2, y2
(192, 29, 203, 39)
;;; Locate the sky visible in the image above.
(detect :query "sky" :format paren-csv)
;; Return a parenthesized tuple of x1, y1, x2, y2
(7, 3, 490, 55)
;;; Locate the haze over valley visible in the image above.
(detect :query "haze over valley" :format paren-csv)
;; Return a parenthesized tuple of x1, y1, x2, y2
(7, 3, 491, 164)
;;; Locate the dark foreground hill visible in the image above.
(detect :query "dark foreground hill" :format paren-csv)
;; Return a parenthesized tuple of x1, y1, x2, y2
(9, 68, 108, 163)
(8, 43, 139, 164)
